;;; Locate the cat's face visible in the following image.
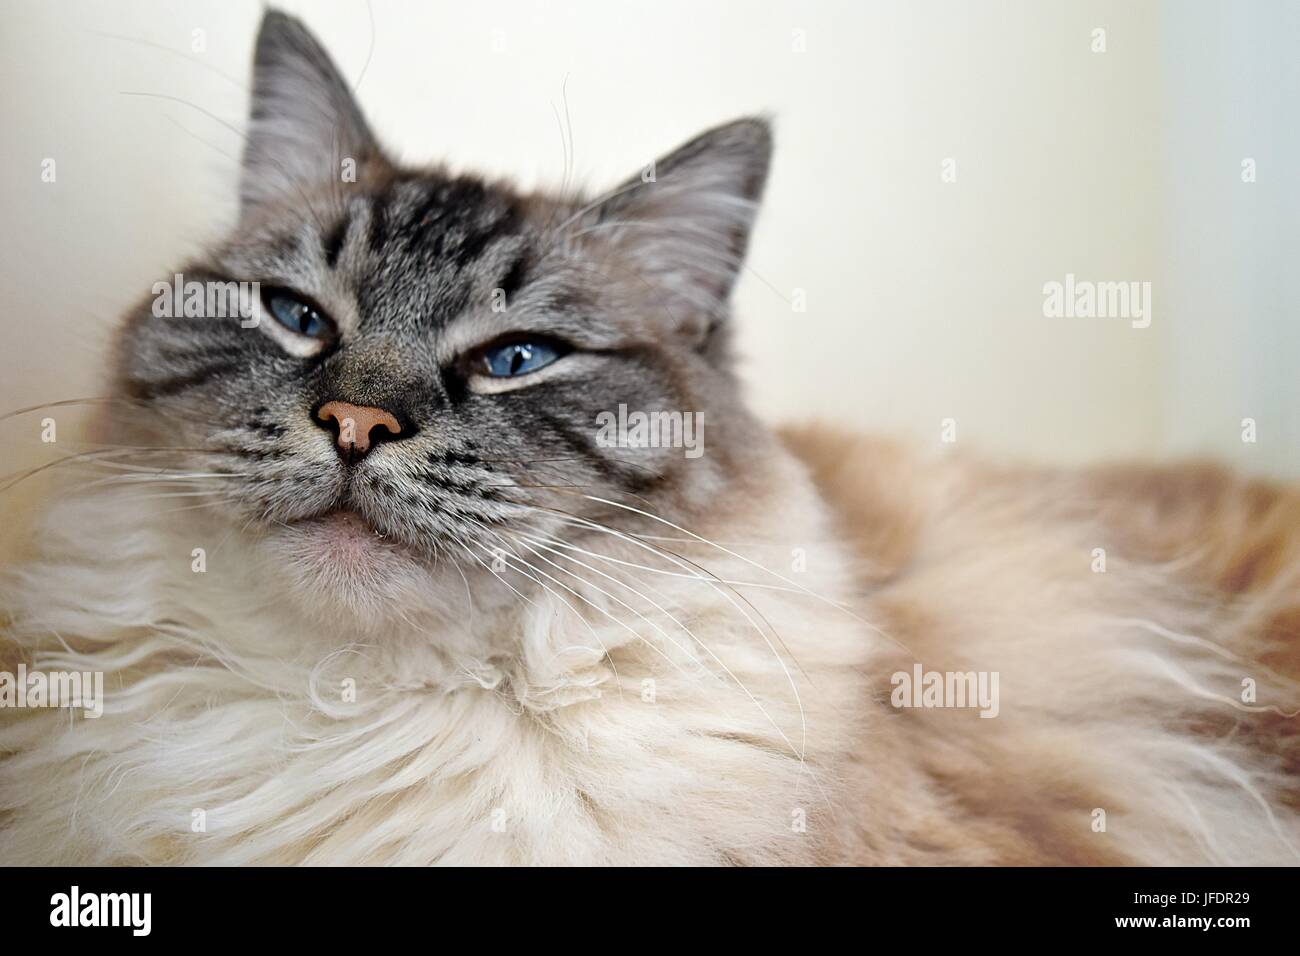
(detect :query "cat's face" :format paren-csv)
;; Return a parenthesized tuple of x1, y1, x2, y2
(112, 12, 771, 621)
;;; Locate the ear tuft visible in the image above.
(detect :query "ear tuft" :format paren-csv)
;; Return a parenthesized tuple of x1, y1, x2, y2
(240, 10, 381, 216)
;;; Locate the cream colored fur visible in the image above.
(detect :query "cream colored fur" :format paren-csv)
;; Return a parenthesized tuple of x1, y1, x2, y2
(0, 448, 873, 864)
(1, 432, 1297, 865)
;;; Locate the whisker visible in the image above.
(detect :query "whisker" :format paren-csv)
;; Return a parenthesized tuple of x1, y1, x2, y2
(0, 446, 211, 495)
(578, 492, 915, 656)
(514, 499, 812, 681)
(457, 524, 622, 698)
(501, 530, 814, 770)
(475, 533, 703, 685)
(524, 532, 804, 593)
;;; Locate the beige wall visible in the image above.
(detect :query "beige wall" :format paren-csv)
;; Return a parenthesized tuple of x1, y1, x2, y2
(1, 0, 1295, 479)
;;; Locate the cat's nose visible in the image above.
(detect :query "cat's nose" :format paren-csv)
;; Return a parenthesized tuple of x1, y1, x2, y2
(314, 400, 404, 461)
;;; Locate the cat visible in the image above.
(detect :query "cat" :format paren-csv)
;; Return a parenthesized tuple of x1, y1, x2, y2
(0, 10, 1296, 865)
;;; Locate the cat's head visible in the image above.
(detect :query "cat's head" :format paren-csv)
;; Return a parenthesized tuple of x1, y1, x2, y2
(113, 11, 773, 623)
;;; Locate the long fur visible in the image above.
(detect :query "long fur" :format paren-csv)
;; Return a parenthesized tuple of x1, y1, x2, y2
(2, 430, 1297, 864)
(2, 10, 1296, 866)
(0, 449, 874, 865)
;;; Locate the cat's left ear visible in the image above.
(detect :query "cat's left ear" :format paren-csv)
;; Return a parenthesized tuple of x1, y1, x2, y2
(240, 11, 383, 217)
(576, 117, 772, 328)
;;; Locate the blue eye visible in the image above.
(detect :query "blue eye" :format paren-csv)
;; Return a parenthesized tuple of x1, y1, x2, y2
(265, 291, 332, 339)
(480, 340, 564, 378)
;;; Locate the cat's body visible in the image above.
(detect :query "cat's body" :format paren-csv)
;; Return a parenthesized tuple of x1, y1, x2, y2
(1, 11, 1296, 865)
(2, 421, 876, 865)
(3, 426, 1297, 865)
(794, 430, 1300, 865)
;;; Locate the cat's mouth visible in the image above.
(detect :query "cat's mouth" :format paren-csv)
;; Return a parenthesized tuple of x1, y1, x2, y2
(279, 507, 416, 568)
(261, 505, 437, 619)
(299, 508, 390, 540)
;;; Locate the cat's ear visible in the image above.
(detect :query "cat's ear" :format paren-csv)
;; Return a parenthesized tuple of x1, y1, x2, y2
(240, 11, 382, 216)
(580, 117, 772, 325)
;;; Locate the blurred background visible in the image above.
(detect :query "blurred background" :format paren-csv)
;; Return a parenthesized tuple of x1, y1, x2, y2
(1, 0, 1296, 482)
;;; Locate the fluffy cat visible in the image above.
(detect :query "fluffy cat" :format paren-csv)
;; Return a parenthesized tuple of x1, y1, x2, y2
(0, 11, 1296, 865)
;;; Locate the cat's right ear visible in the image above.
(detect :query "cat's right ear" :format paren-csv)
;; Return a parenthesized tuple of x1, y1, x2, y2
(240, 10, 383, 217)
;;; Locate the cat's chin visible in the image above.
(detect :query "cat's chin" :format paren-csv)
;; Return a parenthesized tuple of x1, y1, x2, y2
(264, 510, 435, 624)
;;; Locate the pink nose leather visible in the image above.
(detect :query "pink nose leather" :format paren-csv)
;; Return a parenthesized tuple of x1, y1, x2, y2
(316, 401, 401, 457)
